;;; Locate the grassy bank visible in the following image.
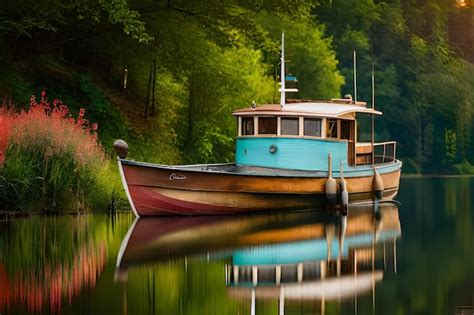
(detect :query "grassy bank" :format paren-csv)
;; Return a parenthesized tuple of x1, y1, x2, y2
(0, 90, 124, 213)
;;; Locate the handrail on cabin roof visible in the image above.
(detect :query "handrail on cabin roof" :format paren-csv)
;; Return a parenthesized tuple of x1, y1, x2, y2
(286, 98, 367, 106)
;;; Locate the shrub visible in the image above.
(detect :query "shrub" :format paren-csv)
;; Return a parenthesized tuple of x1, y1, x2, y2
(0, 90, 113, 213)
(0, 106, 13, 165)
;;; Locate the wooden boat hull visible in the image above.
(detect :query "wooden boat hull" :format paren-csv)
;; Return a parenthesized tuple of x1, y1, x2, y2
(119, 159, 402, 217)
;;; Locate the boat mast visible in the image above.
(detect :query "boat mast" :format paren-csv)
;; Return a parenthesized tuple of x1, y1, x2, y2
(353, 51, 357, 102)
(280, 33, 286, 107)
(371, 65, 375, 165)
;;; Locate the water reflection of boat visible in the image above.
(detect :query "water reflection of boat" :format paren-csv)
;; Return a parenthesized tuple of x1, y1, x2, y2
(116, 201, 400, 293)
(226, 204, 400, 314)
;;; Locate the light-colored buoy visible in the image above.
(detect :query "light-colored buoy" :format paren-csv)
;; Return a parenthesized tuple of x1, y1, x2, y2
(337, 215, 347, 276)
(326, 153, 338, 207)
(373, 167, 384, 199)
(373, 199, 381, 221)
(325, 218, 336, 261)
(339, 160, 349, 214)
(113, 139, 129, 159)
(373, 201, 382, 242)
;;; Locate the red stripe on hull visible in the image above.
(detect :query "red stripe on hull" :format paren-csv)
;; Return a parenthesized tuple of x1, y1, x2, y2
(129, 186, 253, 216)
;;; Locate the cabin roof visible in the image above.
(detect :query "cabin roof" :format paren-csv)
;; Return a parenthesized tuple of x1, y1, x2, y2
(232, 101, 382, 118)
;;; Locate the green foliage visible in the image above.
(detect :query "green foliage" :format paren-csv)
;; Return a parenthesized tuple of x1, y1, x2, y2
(1, 143, 110, 213)
(258, 12, 344, 99)
(0, 0, 150, 41)
(0, 152, 34, 211)
(183, 42, 275, 163)
(126, 71, 186, 164)
(99, 0, 152, 42)
(316, 0, 474, 173)
(0, 0, 472, 175)
(75, 74, 130, 151)
(0, 0, 344, 169)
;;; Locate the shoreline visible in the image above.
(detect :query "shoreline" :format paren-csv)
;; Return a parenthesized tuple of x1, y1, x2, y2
(402, 173, 474, 178)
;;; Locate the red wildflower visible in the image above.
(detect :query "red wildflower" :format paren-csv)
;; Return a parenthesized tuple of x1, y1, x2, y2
(0, 90, 103, 167)
(30, 95, 36, 108)
(0, 107, 14, 165)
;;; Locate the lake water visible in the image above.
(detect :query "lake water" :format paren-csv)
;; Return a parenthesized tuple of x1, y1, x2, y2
(1, 177, 473, 314)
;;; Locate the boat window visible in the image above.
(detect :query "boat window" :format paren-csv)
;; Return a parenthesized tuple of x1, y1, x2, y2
(340, 120, 352, 140)
(241, 117, 254, 135)
(327, 119, 338, 138)
(304, 118, 322, 137)
(281, 117, 299, 135)
(258, 117, 277, 135)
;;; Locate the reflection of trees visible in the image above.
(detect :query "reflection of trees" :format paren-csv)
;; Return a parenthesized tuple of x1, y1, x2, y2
(0, 243, 106, 313)
(0, 214, 133, 313)
(124, 261, 241, 315)
(383, 177, 474, 314)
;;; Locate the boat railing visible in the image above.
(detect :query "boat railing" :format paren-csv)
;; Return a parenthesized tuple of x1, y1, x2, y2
(374, 141, 397, 163)
(355, 141, 397, 165)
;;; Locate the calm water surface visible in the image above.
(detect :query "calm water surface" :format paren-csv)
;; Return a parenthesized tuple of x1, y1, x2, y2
(1, 177, 473, 314)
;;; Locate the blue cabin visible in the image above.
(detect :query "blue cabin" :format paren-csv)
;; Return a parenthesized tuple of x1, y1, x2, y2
(232, 98, 400, 177)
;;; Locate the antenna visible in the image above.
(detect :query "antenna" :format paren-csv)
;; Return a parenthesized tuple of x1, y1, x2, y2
(371, 64, 375, 165)
(372, 64, 375, 110)
(280, 33, 285, 107)
(353, 50, 357, 102)
(278, 33, 298, 107)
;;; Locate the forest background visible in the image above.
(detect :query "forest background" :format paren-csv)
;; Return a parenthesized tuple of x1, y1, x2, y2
(1, 0, 473, 174)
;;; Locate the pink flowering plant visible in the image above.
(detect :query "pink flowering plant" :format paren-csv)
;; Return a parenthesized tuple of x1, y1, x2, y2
(0, 90, 112, 212)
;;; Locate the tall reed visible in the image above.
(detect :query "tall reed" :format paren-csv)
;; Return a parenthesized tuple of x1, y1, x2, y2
(0, 90, 113, 213)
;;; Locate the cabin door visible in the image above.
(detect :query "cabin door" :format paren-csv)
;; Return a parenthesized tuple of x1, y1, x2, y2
(341, 120, 356, 165)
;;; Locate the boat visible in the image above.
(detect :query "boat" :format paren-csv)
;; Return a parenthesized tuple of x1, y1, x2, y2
(115, 201, 401, 313)
(114, 34, 402, 217)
